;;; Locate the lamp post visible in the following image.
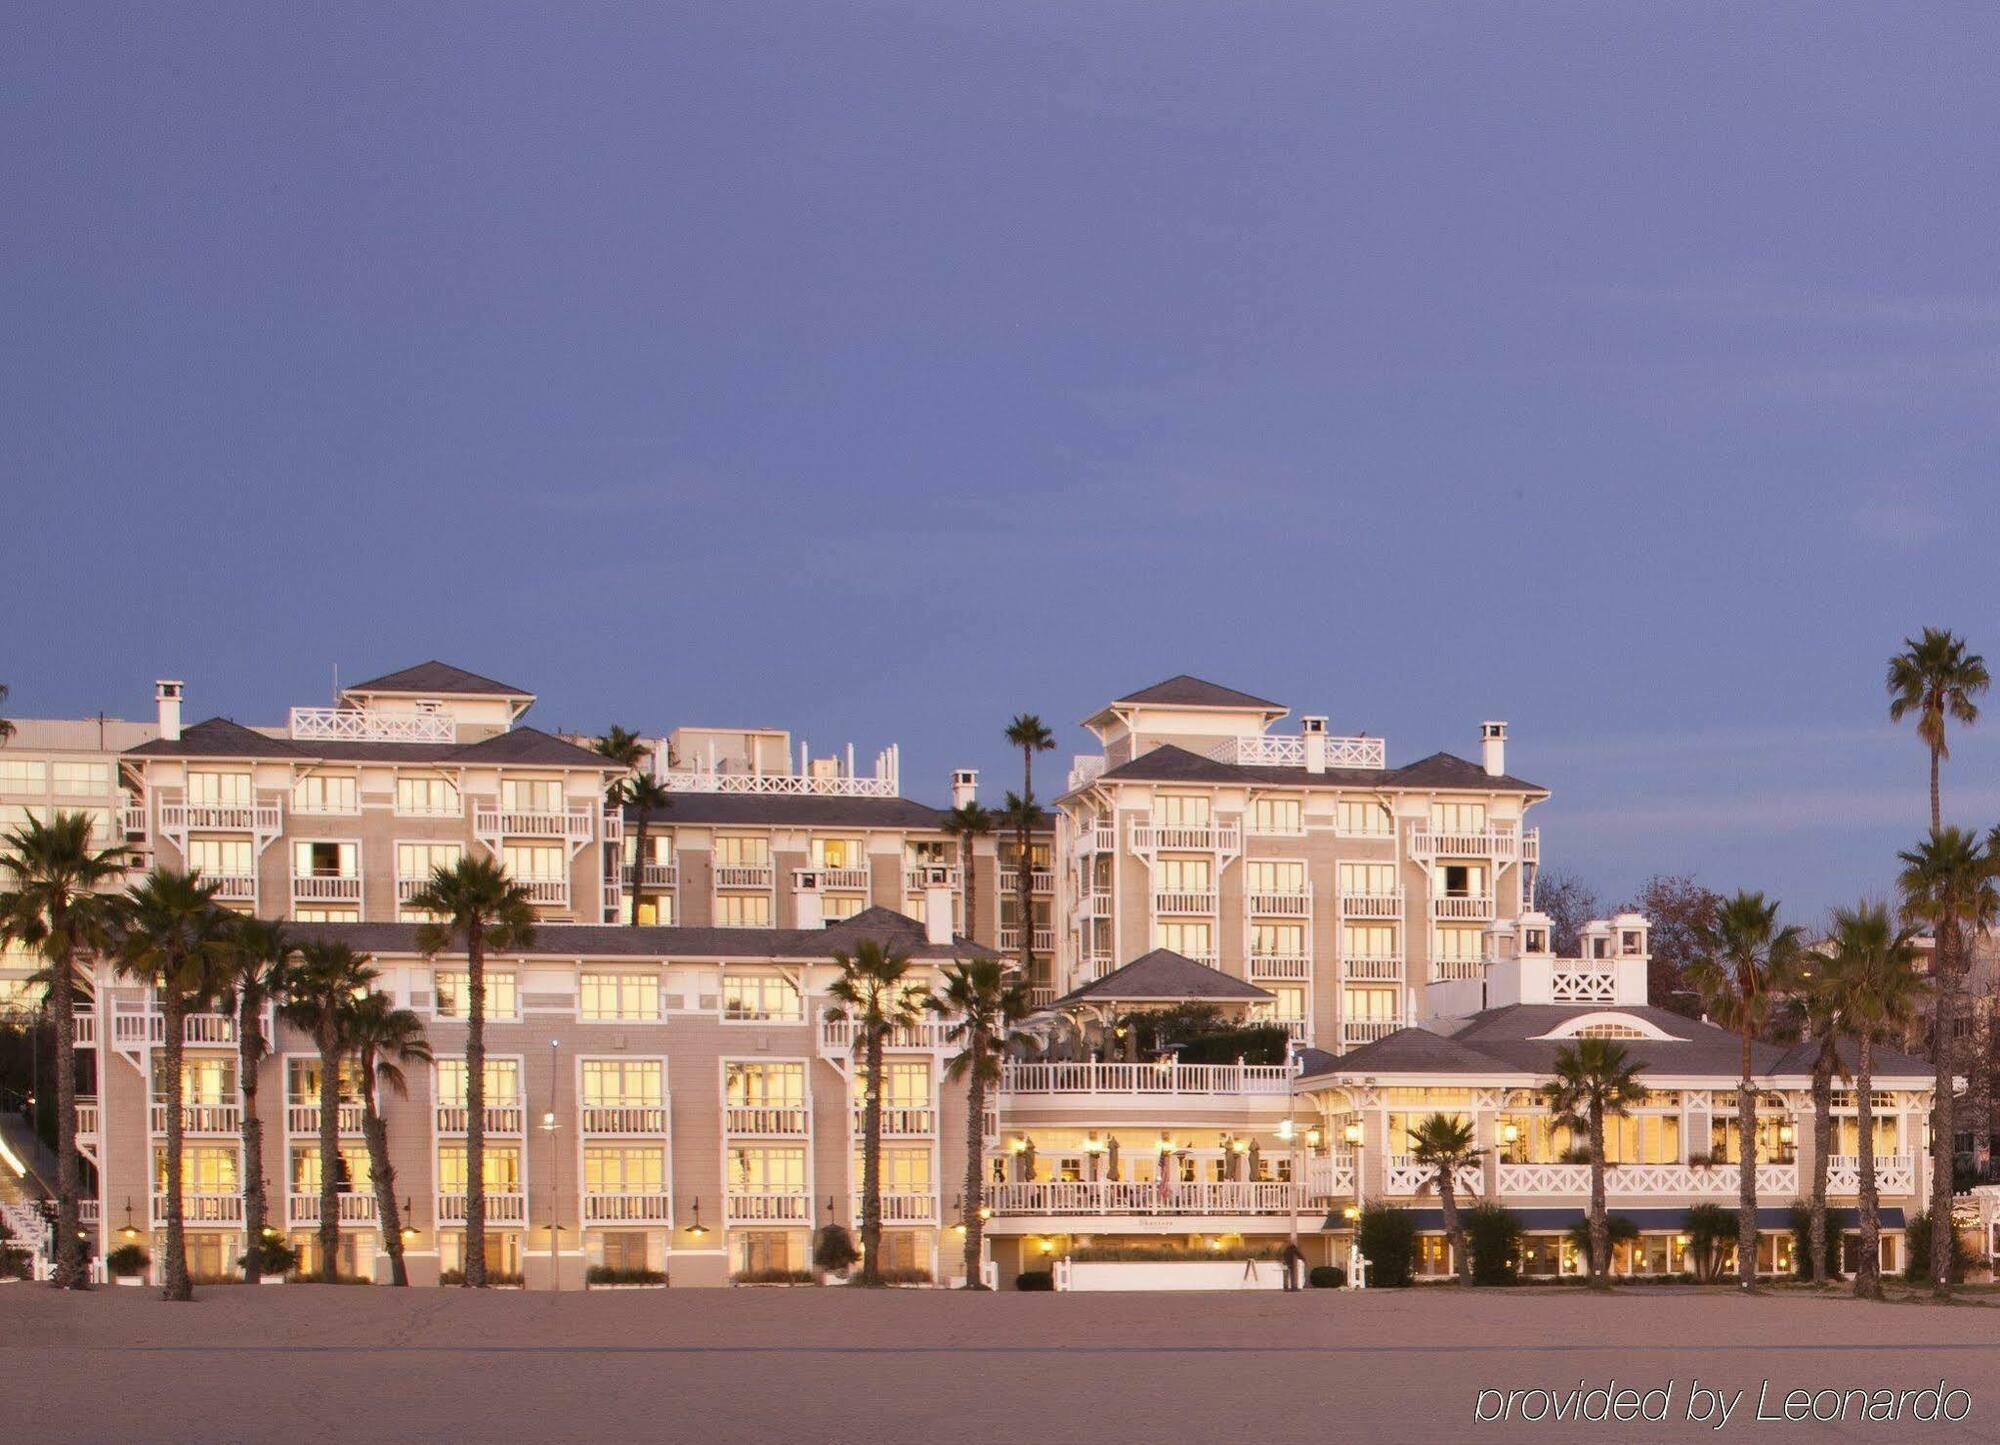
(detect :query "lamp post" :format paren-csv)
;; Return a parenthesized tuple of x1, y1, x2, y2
(543, 1039, 561, 1291)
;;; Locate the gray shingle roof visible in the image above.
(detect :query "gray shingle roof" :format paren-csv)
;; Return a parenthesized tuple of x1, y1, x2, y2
(1094, 742, 1545, 795)
(127, 717, 309, 760)
(629, 795, 1054, 832)
(343, 661, 533, 698)
(1053, 949, 1273, 1005)
(1113, 676, 1286, 710)
(126, 720, 615, 769)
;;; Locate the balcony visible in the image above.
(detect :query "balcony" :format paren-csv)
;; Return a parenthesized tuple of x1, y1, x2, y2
(149, 1101, 243, 1136)
(1027, 986, 1056, 1011)
(1247, 888, 1311, 917)
(1248, 954, 1312, 981)
(581, 1104, 668, 1134)
(395, 875, 435, 903)
(1203, 735, 1387, 770)
(1129, 820, 1240, 854)
(1430, 958, 1485, 983)
(153, 1192, 245, 1226)
(820, 1015, 958, 1054)
(1339, 890, 1403, 920)
(1341, 956, 1404, 983)
(1385, 1156, 1483, 1197)
(1071, 823, 1115, 857)
(853, 1105, 936, 1137)
(724, 1191, 812, 1223)
(290, 707, 456, 744)
(288, 1193, 379, 1227)
(1340, 1018, 1405, 1051)
(856, 1192, 937, 1223)
(1430, 894, 1496, 921)
(518, 878, 570, 907)
(75, 1098, 98, 1137)
(72, 1010, 96, 1046)
(1305, 1154, 1357, 1200)
(208, 874, 258, 904)
(158, 800, 284, 835)
(1406, 825, 1524, 861)
(437, 1192, 528, 1224)
(1826, 1154, 1916, 1194)
(662, 763, 897, 798)
(1151, 889, 1217, 915)
(998, 926, 1056, 955)
(111, 1005, 251, 1048)
(1549, 961, 1619, 1004)
(724, 1105, 809, 1136)
(998, 1060, 1293, 1097)
(434, 1103, 525, 1135)
(988, 1180, 1309, 1217)
(1492, 1162, 1801, 1197)
(1074, 891, 1114, 921)
(904, 866, 961, 893)
(582, 1192, 673, 1223)
(292, 872, 362, 904)
(623, 862, 679, 889)
(795, 866, 870, 892)
(714, 864, 775, 889)
(119, 803, 148, 838)
(287, 1102, 366, 1135)
(471, 805, 596, 843)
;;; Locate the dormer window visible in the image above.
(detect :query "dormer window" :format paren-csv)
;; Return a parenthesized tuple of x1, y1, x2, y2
(1573, 1022, 1644, 1039)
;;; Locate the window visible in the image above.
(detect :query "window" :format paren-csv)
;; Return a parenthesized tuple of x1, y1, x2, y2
(500, 778, 564, 814)
(597, 1230, 655, 1273)
(714, 893, 773, 928)
(289, 1144, 371, 1194)
(397, 842, 462, 882)
(1336, 798, 1393, 836)
(502, 843, 563, 882)
(998, 897, 1051, 930)
(1251, 922, 1306, 957)
(581, 1059, 663, 1107)
(996, 839, 1053, 869)
(1338, 862, 1397, 896)
(1343, 986, 1401, 1020)
(905, 839, 952, 866)
(580, 972, 659, 1022)
(1433, 927, 1485, 962)
(292, 774, 358, 814)
(714, 835, 771, 868)
(1263, 983, 1307, 1023)
(878, 1059, 931, 1109)
(51, 761, 109, 795)
(635, 895, 674, 926)
(186, 771, 251, 806)
(855, 1146, 932, 1194)
(0, 760, 46, 791)
(186, 837, 252, 879)
(822, 892, 867, 922)
(153, 1145, 239, 1195)
(293, 840, 358, 877)
(1157, 856, 1213, 891)
(810, 837, 864, 868)
(1248, 796, 1303, 835)
(293, 906, 359, 923)
(1151, 794, 1211, 826)
(1439, 864, 1487, 898)
(287, 1056, 364, 1103)
(1246, 860, 1305, 894)
(1428, 801, 1488, 833)
(396, 776, 460, 817)
(726, 1060, 805, 1106)
(156, 1056, 235, 1103)
(1343, 924, 1397, 959)
(721, 974, 801, 1022)
(1153, 920, 1213, 959)
(1572, 1021, 1644, 1039)
(436, 1058, 520, 1106)
(584, 1145, 666, 1195)
(728, 1145, 805, 1194)
(734, 1230, 804, 1274)
(435, 970, 519, 1020)
(438, 1143, 522, 1193)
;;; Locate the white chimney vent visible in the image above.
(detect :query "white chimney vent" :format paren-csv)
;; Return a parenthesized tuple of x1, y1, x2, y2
(155, 680, 184, 743)
(1481, 721, 1507, 778)
(793, 883, 824, 931)
(923, 877, 955, 946)
(951, 769, 978, 808)
(1300, 715, 1328, 774)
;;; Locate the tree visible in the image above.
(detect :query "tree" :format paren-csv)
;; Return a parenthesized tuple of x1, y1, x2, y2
(1408, 1113, 1481, 1283)
(1886, 627, 1987, 831)
(114, 868, 231, 1301)
(827, 938, 923, 1285)
(0, 812, 125, 1289)
(1002, 715, 1054, 983)
(939, 803, 992, 946)
(1624, 875, 1723, 1015)
(1682, 1203, 1734, 1284)
(1896, 827, 1996, 1301)
(618, 772, 672, 925)
(1535, 868, 1601, 958)
(407, 856, 536, 1288)
(0, 682, 13, 744)
(1687, 891, 1803, 1291)
(1541, 1039, 1647, 1287)
(1771, 958, 1846, 1286)
(1821, 901, 1926, 1301)
(929, 958, 1027, 1287)
(344, 991, 432, 1286)
(591, 725, 652, 795)
(281, 942, 377, 1283)
(217, 918, 294, 1282)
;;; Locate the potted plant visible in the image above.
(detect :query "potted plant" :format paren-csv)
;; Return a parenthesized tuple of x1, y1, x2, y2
(106, 1243, 150, 1286)
(813, 1223, 858, 1283)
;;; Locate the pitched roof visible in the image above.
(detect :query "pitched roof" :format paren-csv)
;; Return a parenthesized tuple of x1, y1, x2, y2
(342, 661, 532, 698)
(125, 719, 616, 770)
(127, 716, 308, 760)
(1113, 675, 1286, 711)
(1093, 742, 1546, 795)
(628, 796, 1054, 831)
(1053, 949, 1273, 1005)
(450, 726, 611, 767)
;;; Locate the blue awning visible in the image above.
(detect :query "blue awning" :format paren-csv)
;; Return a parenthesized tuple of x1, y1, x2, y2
(1322, 1206, 1904, 1233)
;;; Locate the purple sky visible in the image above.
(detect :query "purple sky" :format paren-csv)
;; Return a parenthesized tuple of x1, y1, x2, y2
(7, 5, 1999, 919)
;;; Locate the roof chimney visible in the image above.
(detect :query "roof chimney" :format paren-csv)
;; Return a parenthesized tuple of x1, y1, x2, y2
(1301, 715, 1328, 774)
(922, 869, 956, 946)
(155, 680, 184, 743)
(793, 876, 824, 931)
(951, 769, 978, 809)
(1481, 721, 1507, 778)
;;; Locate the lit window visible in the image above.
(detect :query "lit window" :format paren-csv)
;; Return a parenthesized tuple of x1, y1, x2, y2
(580, 972, 660, 1022)
(435, 970, 519, 1020)
(721, 974, 801, 1022)
(395, 777, 460, 817)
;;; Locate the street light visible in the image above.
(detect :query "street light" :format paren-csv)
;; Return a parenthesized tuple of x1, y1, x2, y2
(543, 1039, 561, 1291)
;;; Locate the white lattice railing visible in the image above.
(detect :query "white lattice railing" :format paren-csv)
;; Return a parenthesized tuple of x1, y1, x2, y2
(1494, 1162, 1800, 1197)
(290, 707, 457, 744)
(1205, 735, 1386, 770)
(999, 1061, 1293, 1096)
(662, 770, 897, 798)
(1384, 1156, 1483, 1197)
(1825, 1155, 1916, 1195)
(1305, 1155, 1358, 1200)
(989, 1180, 1308, 1216)
(1549, 964, 1618, 1003)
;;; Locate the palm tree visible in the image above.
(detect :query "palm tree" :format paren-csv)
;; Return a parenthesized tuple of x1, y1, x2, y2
(592, 725, 651, 794)
(1896, 827, 1997, 1300)
(1542, 1039, 1647, 1286)
(1408, 1113, 1481, 1283)
(407, 856, 535, 1287)
(0, 682, 14, 743)
(343, 991, 431, 1287)
(619, 772, 672, 925)
(1821, 901, 1926, 1301)
(281, 942, 377, 1283)
(114, 868, 231, 1301)
(1688, 891, 1803, 1291)
(828, 938, 923, 1285)
(0, 812, 125, 1289)
(928, 958, 1027, 1287)
(939, 803, 991, 946)
(1772, 960, 1846, 1286)
(217, 917, 294, 1282)
(1887, 628, 1988, 831)
(1003, 715, 1054, 979)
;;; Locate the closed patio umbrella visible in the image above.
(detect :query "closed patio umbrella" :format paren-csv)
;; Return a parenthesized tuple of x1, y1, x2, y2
(1248, 1140, 1262, 1184)
(1105, 1136, 1121, 1184)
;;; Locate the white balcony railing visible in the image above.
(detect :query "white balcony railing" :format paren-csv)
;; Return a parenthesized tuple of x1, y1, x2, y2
(111, 1005, 250, 1048)
(149, 1102, 242, 1135)
(434, 1104, 525, 1135)
(1129, 820, 1241, 853)
(1306, 1155, 1358, 1200)
(903, 866, 962, 893)
(290, 707, 456, 744)
(796, 866, 870, 892)
(72, 1010, 97, 1046)
(437, 1192, 527, 1224)
(623, 862, 679, 889)
(724, 1191, 812, 1223)
(724, 1106, 809, 1136)
(1549, 962, 1619, 1004)
(1152, 890, 1217, 915)
(158, 801, 284, 836)
(1072, 823, 1116, 857)
(287, 1102, 367, 1135)
(1431, 894, 1496, 921)
(153, 1192, 245, 1226)
(1247, 889, 1312, 917)
(1204, 735, 1386, 770)
(518, 878, 569, 907)
(1825, 1154, 1916, 1195)
(1342, 956, 1405, 982)
(471, 805, 596, 843)
(662, 768, 897, 798)
(75, 1099, 99, 1136)
(1074, 892, 1114, 921)
(988, 1179, 1309, 1216)
(715, 864, 775, 889)
(1340, 1018, 1406, 1051)
(292, 873, 362, 902)
(997, 927, 1056, 955)
(207, 874, 258, 903)
(853, 1105, 936, 1136)
(1248, 954, 1312, 981)
(1339, 891, 1404, 919)
(1406, 826, 1522, 861)
(120, 802, 149, 837)
(819, 1015, 958, 1054)
(857, 1192, 937, 1222)
(288, 1193, 379, 1227)
(582, 1192, 673, 1223)
(1492, 1162, 1801, 1197)
(1430, 959, 1485, 983)
(998, 1060, 1293, 1097)
(580, 1104, 669, 1134)
(1385, 1156, 1483, 1197)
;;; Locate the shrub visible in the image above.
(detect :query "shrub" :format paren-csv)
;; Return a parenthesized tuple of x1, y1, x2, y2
(1174, 1026, 1292, 1067)
(813, 1223, 859, 1275)
(1356, 1205, 1417, 1287)
(1562, 1146, 1595, 1165)
(587, 1266, 666, 1286)
(1014, 1269, 1054, 1291)
(1685, 1152, 1712, 1167)
(1465, 1203, 1523, 1284)
(731, 1267, 816, 1285)
(240, 1237, 298, 1277)
(439, 1269, 523, 1286)
(1683, 1203, 1734, 1283)
(106, 1243, 149, 1278)
(1565, 1215, 1638, 1274)
(0, 1246, 32, 1280)
(1307, 1265, 1346, 1289)
(1901, 1210, 1972, 1284)
(876, 1266, 932, 1286)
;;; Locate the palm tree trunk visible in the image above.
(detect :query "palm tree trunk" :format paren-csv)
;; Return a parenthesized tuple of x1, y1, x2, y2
(962, 1041, 986, 1288)
(1736, 1032, 1757, 1291)
(1929, 743, 1941, 833)
(239, 987, 266, 1283)
(161, 990, 192, 1301)
(48, 938, 86, 1290)
(1015, 828, 1032, 986)
(1854, 1037, 1881, 1300)
(316, 1020, 340, 1282)
(628, 816, 648, 926)
(360, 1078, 406, 1286)
(1588, 1110, 1608, 1284)
(1929, 921, 1956, 1301)
(1809, 1053, 1831, 1285)
(959, 834, 978, 947)
(859, 1026, 884, 1284)
(464, 919, 486, 1287)
(1441, 1175, 1469, 1283)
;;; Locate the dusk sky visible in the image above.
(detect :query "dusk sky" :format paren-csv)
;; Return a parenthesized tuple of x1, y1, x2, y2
(7, 5, 1999, 920)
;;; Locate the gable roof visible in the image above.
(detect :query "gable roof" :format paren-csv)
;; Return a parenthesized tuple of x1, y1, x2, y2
(127, 716, 310, 760)
(342, 661, 533, 699)
(1091, 742, 1546, 795)
(1112, 675, 1286, 711)
(125, 719, 615, 770)
(1054, 948, 1273, 1005)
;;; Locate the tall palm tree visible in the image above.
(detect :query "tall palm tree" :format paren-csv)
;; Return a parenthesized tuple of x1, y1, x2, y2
(114, 868, 231, 1302)
(0, 812, 125, 1289)
(281, 942, 377, 1283)
(928, 958, 1027, 1287)
(1896, 827, 1997, 1300)
(1688, 891, 1803, 1292)
(1408, 1113, 1481, 1283)
(343, 991, 432, 1287)
(1887, 628, 1987, 831)
(407, 855, 535, 1287)
(1541, 1039, 1646, 1287)
(1772, 960, 1846, 1286)
(592, 725, 652, 794)
(1003, 715, 1054, 980)
(828, 938, 923, 1286)
(619, 772, 673, 925)
(0, 682, 14, 743)
(217, 917, 294, 1282)
(939, 802, 992, 946)
(1821, 901, 1926, 1301)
